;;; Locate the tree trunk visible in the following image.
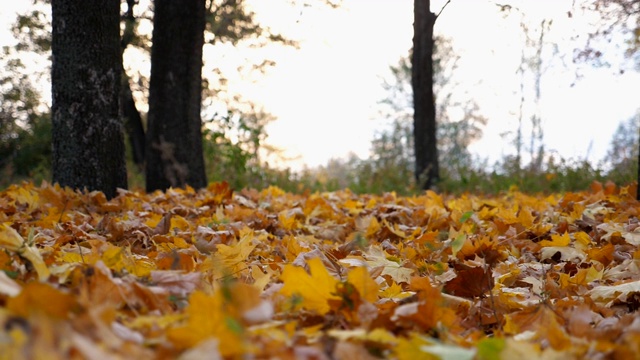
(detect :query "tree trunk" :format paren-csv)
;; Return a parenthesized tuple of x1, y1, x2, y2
(51, 0, 127, 199)
(120, 74, 146, 166)
(120, 0, 146, 167)
(412, 0, 439, 190)
(146, 0, 207, 192)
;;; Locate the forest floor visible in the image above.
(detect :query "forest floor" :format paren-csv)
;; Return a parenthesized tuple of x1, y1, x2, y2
(0, 181, 639, 359)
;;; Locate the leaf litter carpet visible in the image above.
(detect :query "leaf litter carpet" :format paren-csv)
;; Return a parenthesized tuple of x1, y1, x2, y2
(0, 181, 639, 359)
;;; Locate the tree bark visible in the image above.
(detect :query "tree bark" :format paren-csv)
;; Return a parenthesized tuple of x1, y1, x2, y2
(120, 0, 146, 167)
(51, 0, 127, 199)
(412, 0, 439, 190)
(120, 74, 146, 166)
(146, 0, 207, 192)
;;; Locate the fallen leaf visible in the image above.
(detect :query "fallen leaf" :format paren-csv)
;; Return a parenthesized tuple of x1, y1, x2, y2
(347, 266, 379, 303)
(279, 257, 340, 315)
(7, 282, 79, 319)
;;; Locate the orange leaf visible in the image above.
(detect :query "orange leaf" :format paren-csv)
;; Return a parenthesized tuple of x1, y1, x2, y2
(198, 181, 233, 206)
(586, 242, 614, 265)
(400, 277, 458, 330)
(503, 306, 571, 350)
(7, 282, 78, 319)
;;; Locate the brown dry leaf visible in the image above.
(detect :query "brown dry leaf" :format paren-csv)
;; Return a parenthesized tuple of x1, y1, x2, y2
(443, 263, 492, 298)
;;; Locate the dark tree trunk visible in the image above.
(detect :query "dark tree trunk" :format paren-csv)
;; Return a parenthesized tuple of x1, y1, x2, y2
(412, 0, 439, 190)
(146, 0, 207, 192)
(120, 74, 146, 166)
(51, 0, 127, 199)
(120, 0, 146, 167)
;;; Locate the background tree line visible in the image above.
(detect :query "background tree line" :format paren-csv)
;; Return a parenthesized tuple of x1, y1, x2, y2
(0, 0, 638, 196)
(2, 0, 331, 197)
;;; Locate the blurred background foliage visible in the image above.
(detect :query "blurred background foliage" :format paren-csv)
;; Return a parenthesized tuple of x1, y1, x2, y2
(0, 0, 638, 195)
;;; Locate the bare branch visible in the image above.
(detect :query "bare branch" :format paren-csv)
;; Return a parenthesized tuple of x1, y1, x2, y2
(436, 0, 453, 19)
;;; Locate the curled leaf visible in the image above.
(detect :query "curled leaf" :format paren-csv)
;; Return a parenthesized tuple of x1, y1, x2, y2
(0, 224, 49, 281)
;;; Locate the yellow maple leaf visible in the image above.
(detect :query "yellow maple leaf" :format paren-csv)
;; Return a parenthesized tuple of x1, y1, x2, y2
(382, 218, 407, 238)
(167, 290, 244, 355)
(425, 190, 444, 208)
(394, 333, 438, 360)
(496, 205, 519, 224)
(170, 215, 191, 232)
(574, 231, 592, 246)
(517, 207, 535, 228)
(279, 257, 340, 315)
(250, 264, 272, 292)
(379, 282, 414, 301)
(9, 183, 40, 214)
(365, 216, 381, 238)
(539, 232, 571, 247)
(278, 210, 300, 231)
(211, 228, 257, 275)
(282, 235, 307, 261)
(347, 266, 379, 303)
(145, 212, 164, 229)
(101, 244, 154, 277)
(327, 327, 398, 346)
(260, 185, 285, 198)
(343, 198, 364, 215)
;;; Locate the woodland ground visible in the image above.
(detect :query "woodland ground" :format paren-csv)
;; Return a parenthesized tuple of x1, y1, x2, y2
(0, 180, 639, 359)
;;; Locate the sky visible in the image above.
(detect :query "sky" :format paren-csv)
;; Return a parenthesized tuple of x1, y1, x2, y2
(2, 0, 639, 172)
(245, 0, 414, 168)
(242, 0, 640, 170)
